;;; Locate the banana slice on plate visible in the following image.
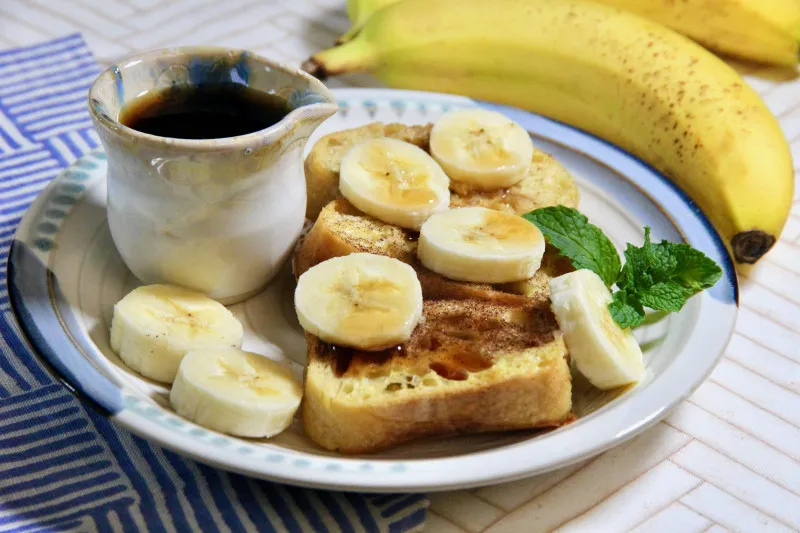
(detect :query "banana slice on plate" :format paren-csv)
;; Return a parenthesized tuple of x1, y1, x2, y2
(417, 206, 545, 283)
(110, 284, 244, 383)
(549, 269, 645, 390)
(170, 347, 302, 438)
(430, 108, 534, 190)
(294, 253, 423, 350)
(339, 137, 450, 230)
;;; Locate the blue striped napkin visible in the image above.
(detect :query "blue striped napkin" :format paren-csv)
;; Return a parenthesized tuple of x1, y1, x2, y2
(0, 34, 428, 533)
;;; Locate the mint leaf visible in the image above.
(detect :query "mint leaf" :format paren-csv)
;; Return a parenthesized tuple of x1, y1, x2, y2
(524, 206, 621, 287)
(524, 209, 722, 330)
(609, 290, 645, 329)
(616, 227, 655, 291)
(617, 227, 722, 314)
(671, 246, 724, 290)
(636, 281, 694, 312)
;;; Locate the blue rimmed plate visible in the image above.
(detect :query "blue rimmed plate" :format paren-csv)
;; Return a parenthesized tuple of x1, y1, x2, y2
(7, 88, 737, 492)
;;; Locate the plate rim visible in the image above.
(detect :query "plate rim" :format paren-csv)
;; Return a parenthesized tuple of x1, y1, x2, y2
(7, 87, 738, 492)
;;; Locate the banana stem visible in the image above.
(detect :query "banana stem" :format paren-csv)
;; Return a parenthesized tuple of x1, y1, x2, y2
(301, 39, 377, 80)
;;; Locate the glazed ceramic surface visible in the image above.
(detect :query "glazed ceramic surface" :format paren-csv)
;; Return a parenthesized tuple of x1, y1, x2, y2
(8, 88, 738, 492)
(88, 47, 337, 303)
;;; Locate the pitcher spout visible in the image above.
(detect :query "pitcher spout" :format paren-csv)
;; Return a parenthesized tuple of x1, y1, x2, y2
(281, 76, 338, 142)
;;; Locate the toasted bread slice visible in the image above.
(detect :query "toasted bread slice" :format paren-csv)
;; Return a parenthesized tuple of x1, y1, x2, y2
(303, 300, 572, 454)
(303, 122, 579, 221)
(293, 198, 571, 305)
(295, 199, 573, 454)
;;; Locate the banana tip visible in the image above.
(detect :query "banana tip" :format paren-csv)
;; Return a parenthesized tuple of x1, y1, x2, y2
(300, 57, 328, 81)
(731, 230, 776, 264)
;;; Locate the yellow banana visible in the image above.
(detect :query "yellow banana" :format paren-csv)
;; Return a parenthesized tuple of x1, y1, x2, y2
(303, 0, 794, 265)
(339, 0, 402, 43)
(340, 0, 800, 66)
(596, 0, 800, 67)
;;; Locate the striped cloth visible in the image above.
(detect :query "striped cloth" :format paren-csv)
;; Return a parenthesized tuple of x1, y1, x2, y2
(0, 34, 428, 533)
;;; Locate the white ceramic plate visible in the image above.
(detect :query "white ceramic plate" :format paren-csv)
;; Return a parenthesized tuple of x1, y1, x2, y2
(8, 88, 737, 492)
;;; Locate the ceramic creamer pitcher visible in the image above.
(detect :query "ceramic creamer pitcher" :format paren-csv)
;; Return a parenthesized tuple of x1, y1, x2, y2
(88, 47, 337, 304)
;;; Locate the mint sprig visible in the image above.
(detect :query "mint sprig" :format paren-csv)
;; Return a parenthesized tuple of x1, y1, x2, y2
(608, 290, 645, 329)
(523, 206, 620, 287)
(525, 207, 722, 329)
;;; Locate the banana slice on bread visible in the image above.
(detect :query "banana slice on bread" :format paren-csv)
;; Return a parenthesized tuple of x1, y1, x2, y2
(110, 284, 244, 383)
(430, 108, 534, 190)
(418, 207, 546, 283)
(339, 138, 450, 230)
(303, 121, 579, 221)
(549, 269, 645, 389)
(170, 347, 302, 438)
(294, 253, 423, 350)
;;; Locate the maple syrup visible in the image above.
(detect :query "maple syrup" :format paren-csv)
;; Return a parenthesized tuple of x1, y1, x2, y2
(321, 343, 406, 377)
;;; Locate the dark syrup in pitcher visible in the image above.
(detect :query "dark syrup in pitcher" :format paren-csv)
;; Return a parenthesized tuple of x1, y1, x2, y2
(119, 84, 289, 139)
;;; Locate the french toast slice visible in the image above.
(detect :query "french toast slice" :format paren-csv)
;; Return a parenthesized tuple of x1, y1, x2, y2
(303, 300, 572, 454)
(303, 122, 579, 221)
(296, 198, 573, 454)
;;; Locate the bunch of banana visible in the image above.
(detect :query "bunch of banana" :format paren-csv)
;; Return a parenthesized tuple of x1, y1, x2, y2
(303, 0, 794, 265)
(340, 0, 800, 66)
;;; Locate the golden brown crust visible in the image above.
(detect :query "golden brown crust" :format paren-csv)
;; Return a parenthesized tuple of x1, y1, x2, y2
(294, 198, 418, 277)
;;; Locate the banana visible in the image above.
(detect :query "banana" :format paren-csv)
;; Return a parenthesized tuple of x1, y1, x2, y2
(170, 347, 302, 438)
(339, 0, 800, 66)
(340, 0, 401, 43)
(549, 269, 645, 390)
(339, 137, 450, 230)
(110, 284, 244, 383)
(429, 108, 534, 191)
(294, 253, 423, 350)
(593, 0, 800, 67)
(302, 0, 794, 265)
(417, 206, 546, 283)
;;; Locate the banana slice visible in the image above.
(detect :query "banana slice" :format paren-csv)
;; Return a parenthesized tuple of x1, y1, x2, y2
(294, 253, 423, 350)
(170, 347, 302, 438)
(429, 108, 534, 190)
(110, 284, 244, 383)
(339, 138, 450, 230)
(417, 206, 545, 283)
(549, 269, 645, 390)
